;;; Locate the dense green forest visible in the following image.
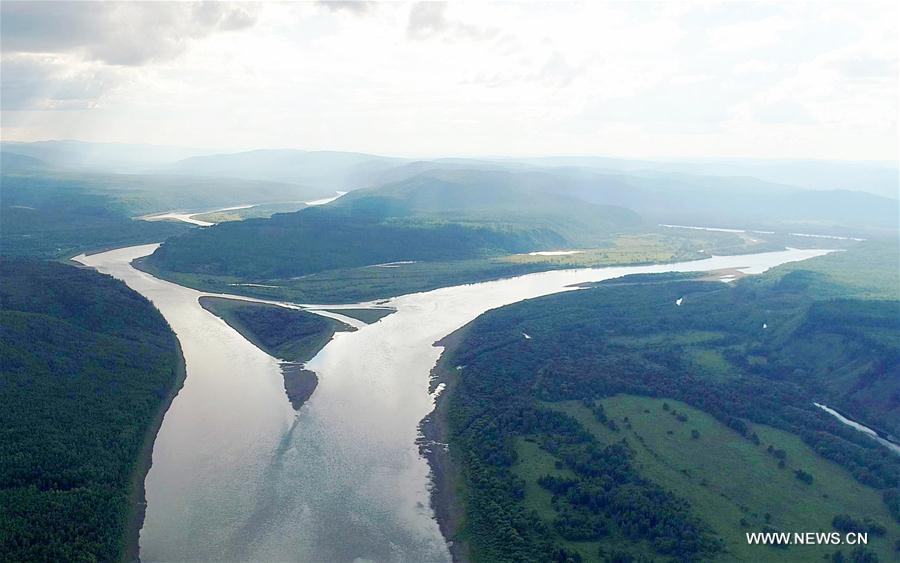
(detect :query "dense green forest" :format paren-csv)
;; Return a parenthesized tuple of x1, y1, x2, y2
(199, 297, 352, 408)
(1, 173, 189, 259)
(0, 258, 183, 561)
(0, 149, 342, 259)
(144, 170, 642, 280)
(438, 261, 899, 561)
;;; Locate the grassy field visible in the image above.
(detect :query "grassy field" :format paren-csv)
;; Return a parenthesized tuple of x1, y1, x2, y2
(138, 255, 556, 304)
(499, 232, 772, 269)
(767, 239, 899, 300)
(536, 395, 899, 562)
(136, 232, 790, 304)
(512, 438, 661, 561)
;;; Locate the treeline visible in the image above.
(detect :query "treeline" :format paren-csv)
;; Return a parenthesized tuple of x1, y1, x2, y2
(199, 297, 350, 363)
(145, 171, 647, 280)
(1, 174, 188, 258)
(446, 321, 721, 561)
(444, 269, 899, 561)
(0, 258, 182, 561)
(149, 204, 568, 279)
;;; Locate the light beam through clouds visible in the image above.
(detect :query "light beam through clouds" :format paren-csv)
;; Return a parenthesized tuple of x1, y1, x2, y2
(1, 1, 896, 160)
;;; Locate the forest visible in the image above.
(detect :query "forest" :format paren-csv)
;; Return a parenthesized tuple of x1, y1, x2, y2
(198, 297, 353, 408)
(0, 174, 188, 259)
(440, 260, 899, 561)
(144, 169, 643, 280)
(0, 258, 183, 561)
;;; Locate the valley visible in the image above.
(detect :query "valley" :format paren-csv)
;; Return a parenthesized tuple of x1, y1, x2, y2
(2, 141, 897, 563)
(3, 4, 898, 562)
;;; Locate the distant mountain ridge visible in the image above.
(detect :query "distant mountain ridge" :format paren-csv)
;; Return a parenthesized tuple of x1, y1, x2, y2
(2, 141, 894, 234)
(145, 169, 642, 279)
(0, 140, 210, 172)
(168, 149, 405, 190)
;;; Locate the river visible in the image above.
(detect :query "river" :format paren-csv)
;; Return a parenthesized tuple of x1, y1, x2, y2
(814, 403, 900, 456)
(76, 245, 832, 562)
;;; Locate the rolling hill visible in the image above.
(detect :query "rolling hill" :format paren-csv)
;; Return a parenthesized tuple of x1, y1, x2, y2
(144, 169, 643, 279)
(370, 165, 898, 233)
(168, 149, 405, 191)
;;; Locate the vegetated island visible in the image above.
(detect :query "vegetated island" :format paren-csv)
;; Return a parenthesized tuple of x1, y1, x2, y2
(426, 243, 899, 562)
(0, 258, 185, 562)
(198, 297, 354, 409)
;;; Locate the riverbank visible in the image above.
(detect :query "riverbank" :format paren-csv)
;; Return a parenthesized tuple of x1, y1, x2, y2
(124, 338, 187, 562)
(420, 324, 473, 563)
(814, 403, 900, 456)
(82, 244, 836, 560)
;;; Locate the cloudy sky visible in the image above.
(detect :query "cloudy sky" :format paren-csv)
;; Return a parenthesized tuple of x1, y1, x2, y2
(1, 1, 897, 160)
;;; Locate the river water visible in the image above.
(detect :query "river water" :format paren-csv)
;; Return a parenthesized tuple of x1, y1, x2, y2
(814, 403, 900, 456)
(76, 245, 831, 562)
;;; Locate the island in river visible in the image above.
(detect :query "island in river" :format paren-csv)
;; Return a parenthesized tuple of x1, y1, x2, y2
(199, 296, 354, 409)
(78, 245, 836, 562)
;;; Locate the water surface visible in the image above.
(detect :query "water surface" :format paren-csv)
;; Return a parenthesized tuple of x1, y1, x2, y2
(78, 246, 832, 562)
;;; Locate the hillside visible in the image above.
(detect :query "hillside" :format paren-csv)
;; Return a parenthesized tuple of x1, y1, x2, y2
(0, 258, 183, 561)
(0, 164, 346, 257)
(0, 140, 210, 172)
(509, 156, 900, 200)
(144, 170, 642, 279)
(1, 172, 191, 258)
(168, 149, 404, 190)
(435, 266, 899, 562)
(385, 165, 898, 234)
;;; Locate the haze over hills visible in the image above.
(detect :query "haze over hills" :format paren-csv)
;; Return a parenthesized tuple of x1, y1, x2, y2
(509, 156, 900, 200)
(145, 171, 642, 279)
(511, 167, 899, 232)
(3, 2, 897, 561)
(3, 140, 897, 218)
(167, 149, 406, 191)
(2, 140, 896, 266)
(0, 140, 210, 173)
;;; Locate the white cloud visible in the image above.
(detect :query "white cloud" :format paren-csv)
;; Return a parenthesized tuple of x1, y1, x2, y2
(1, 2, 259, 66)
(706, 15, 789, 52)
(1, 1, 896, 160)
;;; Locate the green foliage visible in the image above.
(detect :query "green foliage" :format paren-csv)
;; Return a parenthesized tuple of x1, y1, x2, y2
(1, 174, 189, 258)
(150, 207, 572, 278)
(443, 265, 900, 561)
(198, 297, 351, 363)
(767, 240, 900, 300)
(0, 258, 182, 561)
(551, 395, 896, 561)
(145, 170, 642, 280)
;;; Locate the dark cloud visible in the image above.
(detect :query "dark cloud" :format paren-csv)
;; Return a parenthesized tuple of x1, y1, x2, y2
(407, 1, 497, 41)
(1, 56, 116, 110)
(0, 1, 258, 66)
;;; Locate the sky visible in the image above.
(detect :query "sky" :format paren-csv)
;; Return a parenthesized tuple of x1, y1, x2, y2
(1, 1, 897, 160)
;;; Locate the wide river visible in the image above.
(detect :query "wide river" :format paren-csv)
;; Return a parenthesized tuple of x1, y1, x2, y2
(77, 245, 831, 562)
